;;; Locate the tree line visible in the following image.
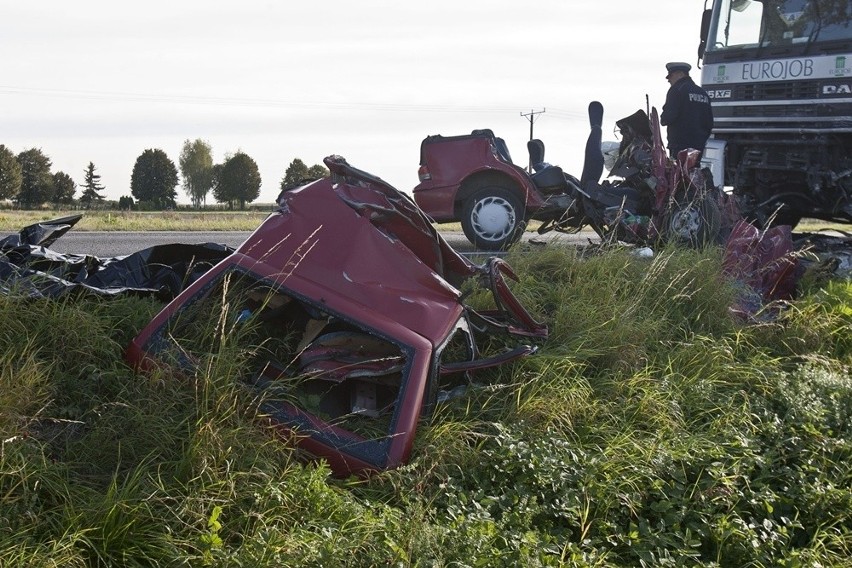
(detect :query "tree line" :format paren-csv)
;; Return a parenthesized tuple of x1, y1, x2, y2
(0, 140, 328, 210)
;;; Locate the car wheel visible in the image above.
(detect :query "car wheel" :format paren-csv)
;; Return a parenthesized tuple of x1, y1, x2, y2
(461, 186, 525, 250)
(663, 192, 721, 247)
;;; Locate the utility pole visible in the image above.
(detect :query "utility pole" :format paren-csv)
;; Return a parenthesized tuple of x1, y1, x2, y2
(520, 108, 546, 140)
(520, 108, 545, 171)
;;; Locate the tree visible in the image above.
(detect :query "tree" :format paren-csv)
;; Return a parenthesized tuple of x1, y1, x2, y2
(80, 162, 106, 208)
(16, 148, 53, 207)
(209, 163, 224, 203)
(280, 158, 308, 190)
(214, 152, 261, 210)
(0, 144, 22, 201)
(130, 149, 178, 209)
(52, 171, 76, 206)
(179, 139, 214, 208)
(118, 195, 135, 210)
(306, 164, 329, 179)
(280, 158, 328, 191)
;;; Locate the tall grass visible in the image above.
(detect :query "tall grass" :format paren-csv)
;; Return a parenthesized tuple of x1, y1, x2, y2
(0, 243, 850, 566)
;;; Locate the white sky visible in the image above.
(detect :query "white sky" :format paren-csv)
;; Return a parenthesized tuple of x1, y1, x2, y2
(1, 1, 704, 204)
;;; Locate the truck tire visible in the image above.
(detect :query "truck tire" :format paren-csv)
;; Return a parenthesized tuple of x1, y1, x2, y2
(662, 193, 721, 248)
(461, 186, 525, 250)
(769, 208, 802, 229)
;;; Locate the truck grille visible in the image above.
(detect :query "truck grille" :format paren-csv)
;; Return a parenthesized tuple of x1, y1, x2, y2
(732, 104, 818, 117)
(734, 82, 820, 101)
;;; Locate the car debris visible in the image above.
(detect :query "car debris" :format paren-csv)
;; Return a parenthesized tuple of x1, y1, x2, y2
(722, 221, 852, 318)
(794, 230, 852, 282)
(3, 166, 847, 477)
(0, 214, 232, 299)
(722, 220, 799, 318)
(412, 101, 733, 250)
(125, 155, 548, 477)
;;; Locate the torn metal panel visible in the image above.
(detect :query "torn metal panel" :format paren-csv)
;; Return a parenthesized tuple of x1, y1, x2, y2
(722, 220, 800, 318)
(0, 215, 233, 299)
(721, 223, 852, 317)
(126, 155, 548, 476)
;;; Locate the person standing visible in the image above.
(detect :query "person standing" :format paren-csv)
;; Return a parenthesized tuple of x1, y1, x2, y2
(660, 62, 714, 158)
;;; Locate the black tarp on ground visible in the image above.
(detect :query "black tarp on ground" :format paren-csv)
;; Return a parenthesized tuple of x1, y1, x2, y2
(0, 215, 233, 299)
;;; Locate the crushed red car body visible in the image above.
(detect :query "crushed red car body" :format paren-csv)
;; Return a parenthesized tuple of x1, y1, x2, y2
(412, 129, 579, 250)
(722, 221, 800, 318)
(125, 155, 547, 476)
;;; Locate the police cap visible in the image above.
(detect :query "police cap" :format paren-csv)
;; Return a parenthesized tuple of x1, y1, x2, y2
(665, 62, 692, 78)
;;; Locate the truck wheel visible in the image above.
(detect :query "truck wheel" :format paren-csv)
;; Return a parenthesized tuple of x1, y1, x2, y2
(461, 186, 525, 250)
(769, 208, 802, 229)
(662, 193, 721, 247)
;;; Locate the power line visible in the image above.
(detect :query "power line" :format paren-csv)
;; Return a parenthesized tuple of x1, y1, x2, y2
(0, 85, 583, 118)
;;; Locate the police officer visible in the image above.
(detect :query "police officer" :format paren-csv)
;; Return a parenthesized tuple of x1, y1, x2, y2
(660, 62, 714, 158)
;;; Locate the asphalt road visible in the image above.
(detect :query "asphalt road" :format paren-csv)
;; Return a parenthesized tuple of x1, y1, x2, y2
(23, 230, 599, 258)
(50, 231, 252, 257)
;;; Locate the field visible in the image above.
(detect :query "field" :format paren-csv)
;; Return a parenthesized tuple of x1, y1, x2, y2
(1, 230, 851, 565)
(0, 210, 274, 232)
(0, 209, 848, 234)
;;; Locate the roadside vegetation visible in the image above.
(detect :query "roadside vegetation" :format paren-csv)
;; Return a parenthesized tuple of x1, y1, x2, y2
(0, 209, 848, 235)
(0, 244, 850, 566)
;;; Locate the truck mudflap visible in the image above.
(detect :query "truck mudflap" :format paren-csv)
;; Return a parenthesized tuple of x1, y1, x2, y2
(125, 155, 547, 476)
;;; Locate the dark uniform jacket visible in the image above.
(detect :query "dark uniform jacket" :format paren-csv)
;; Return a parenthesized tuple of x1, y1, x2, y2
(660, 76, 714, 155)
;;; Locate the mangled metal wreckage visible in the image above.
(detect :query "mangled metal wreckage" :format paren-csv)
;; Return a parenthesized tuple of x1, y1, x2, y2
(125, 156, 548, 476)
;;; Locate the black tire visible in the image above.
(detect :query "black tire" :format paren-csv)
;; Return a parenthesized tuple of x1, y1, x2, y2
(747, 201, 802, 230)
(662, 193, 721, 247)
(461, 186, 525, 250)
(768, 207, 802, 229)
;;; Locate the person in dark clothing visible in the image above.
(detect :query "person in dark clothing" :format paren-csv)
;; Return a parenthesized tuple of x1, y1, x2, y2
(660, 61, 714, 158)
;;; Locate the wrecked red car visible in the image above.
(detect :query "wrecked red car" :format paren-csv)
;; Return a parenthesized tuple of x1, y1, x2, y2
(125, 156, 547, 476)
(413, 102, 727, 250)
(412, 129, 580, 250)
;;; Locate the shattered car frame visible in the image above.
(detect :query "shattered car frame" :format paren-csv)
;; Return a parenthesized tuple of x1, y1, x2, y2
(126, 156, 547, 476)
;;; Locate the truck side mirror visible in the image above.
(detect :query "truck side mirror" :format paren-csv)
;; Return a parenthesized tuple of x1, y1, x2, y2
(698, 9, 712, 61)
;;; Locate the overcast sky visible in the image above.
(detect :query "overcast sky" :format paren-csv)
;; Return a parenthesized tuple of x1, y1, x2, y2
(1, 1, 704, 204)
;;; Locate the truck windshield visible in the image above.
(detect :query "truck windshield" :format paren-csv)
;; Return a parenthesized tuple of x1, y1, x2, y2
(707, 0, 852, 51)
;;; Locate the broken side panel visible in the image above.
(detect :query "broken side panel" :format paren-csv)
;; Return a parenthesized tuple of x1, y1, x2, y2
(128, 264, 437, 475)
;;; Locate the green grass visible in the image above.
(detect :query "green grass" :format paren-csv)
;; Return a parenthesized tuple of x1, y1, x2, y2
(798, 218, 852, 233)
(0, 244, 850, 566)
(1, 209, 847, 235)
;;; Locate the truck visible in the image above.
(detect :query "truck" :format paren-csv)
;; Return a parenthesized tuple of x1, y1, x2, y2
(698, 0, 852, 227)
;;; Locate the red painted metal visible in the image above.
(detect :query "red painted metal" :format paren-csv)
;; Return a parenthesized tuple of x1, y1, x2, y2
(412, 131, 548, 222)
(126, 155, 547, 476)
